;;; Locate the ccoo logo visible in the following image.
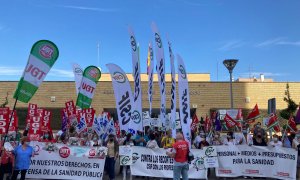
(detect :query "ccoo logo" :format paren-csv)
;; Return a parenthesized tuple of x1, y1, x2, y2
(112, 72, 126, 83)
(193, 157, 205, 171)
(121, 156, 131, 165)
(205, 147, 215, 156)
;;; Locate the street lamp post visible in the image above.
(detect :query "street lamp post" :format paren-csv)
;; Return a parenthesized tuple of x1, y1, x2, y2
(223, 59, 238, 109)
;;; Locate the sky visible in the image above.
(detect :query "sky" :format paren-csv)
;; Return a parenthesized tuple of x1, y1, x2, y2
(0, 0, 300, 82)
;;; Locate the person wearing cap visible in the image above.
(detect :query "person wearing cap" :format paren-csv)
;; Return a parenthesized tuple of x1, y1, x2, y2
(11, 136, 34, 180)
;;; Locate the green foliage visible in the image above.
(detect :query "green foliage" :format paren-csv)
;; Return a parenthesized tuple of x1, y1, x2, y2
(280, 83, 298, 119)
(0, 92, 8, 108)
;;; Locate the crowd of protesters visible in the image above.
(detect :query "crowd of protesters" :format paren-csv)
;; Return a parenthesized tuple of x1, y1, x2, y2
(1, 120, 300, 180)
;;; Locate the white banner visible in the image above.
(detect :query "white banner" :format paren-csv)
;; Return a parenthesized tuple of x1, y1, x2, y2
(147, 43, 154, 117)
(128, 27, 143, 132)
(151, 23, 166, 127)
(106, 63, 134, 132)
(177, 54, 191, 147)
(26, 142, 106, 180)
(216, 145, 297, 179)
(130, 146, 207, 179)
(72, 63, 83, 95)
(168, 40, 177, 138)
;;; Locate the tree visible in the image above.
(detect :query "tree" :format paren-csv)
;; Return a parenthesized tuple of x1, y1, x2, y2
(0, 92, 8, 107)
(280, 83, 298, 119)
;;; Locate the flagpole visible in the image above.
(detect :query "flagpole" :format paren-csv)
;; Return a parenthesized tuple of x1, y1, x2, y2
(1, 97, 18, 156)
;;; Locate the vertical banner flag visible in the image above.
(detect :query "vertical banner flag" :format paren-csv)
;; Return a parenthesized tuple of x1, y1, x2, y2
(76, 66, 101, 109)
(61, 109, 68, 132)
(177, 54, 191, 147)
(128, 27, 143, 132)
(72, 63, 83, 95)
(147, 43, 154, 117)
(14, 40, 59, 103)
(40, 109, 52, 132)
(8, 110, 18, 132)
(246, 104, 260, 124)
(224, 113, 240, 128)
(151, 23, 166, 127)
(168, 39, 177, 137)
(26, 103, 37, 124)
(0, 108, 9, 134)
(106, 63, 134, 132)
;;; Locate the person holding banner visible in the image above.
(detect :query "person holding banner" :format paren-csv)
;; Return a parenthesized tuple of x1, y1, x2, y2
(161, 130, 175, 149)
(166, 131, 189, 180)
(292, 133, 300, 177)
(146, 133, 159, 149)
(0, 146, 14, 180)
(268, 134, 282, 147)
(106, 134, 119, 180)
(11, 136, 34, 180)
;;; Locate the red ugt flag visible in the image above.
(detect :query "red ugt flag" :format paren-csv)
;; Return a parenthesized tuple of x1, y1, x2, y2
(190, 114, 199, 132)
(224, 113, 240, 128)
(246, 104, 260, 123)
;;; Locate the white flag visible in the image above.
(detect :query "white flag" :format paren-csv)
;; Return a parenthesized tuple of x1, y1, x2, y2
(168, 40, 177, 138)
(72, 63, 83, 95)
(147, 43, 154, 117)
(128, 27, 143, 132)
(106, 63, 134, 133)
(177, 54, 191, 147)
(151, 23, 166, 127)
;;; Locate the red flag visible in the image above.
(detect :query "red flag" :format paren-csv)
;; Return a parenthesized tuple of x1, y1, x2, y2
(236, 109, 243, 120)
(65, 100, 76, 117)
(8, 110, 18, 132)
(204, 115, 211, 133)
(267, 114, 280, 132)
(40, 109, 52, 133)
(224, 113, 240, 128)
(0, 107, 9, 134)
(26, 103, 37, 125)
(288, 116, 297, 132)
(190, 114, 199, 132)
(28, 115, 42, 141)
(114, 121, 121, 138)
(246, 104, 260, 123)
(83, 108, 95, 127)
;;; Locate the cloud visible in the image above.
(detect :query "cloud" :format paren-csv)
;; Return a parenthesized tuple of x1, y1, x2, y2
(218, 40, 244, 51)
(49, 69, 74, 78)
(256, 37, 300, 47)
(0, 66, 23, 76)
(0, 66, 73, 78)
(59, 5, 118, 12)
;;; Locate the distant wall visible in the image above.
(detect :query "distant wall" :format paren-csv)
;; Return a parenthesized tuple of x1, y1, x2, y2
(1, 81, 300, 128)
